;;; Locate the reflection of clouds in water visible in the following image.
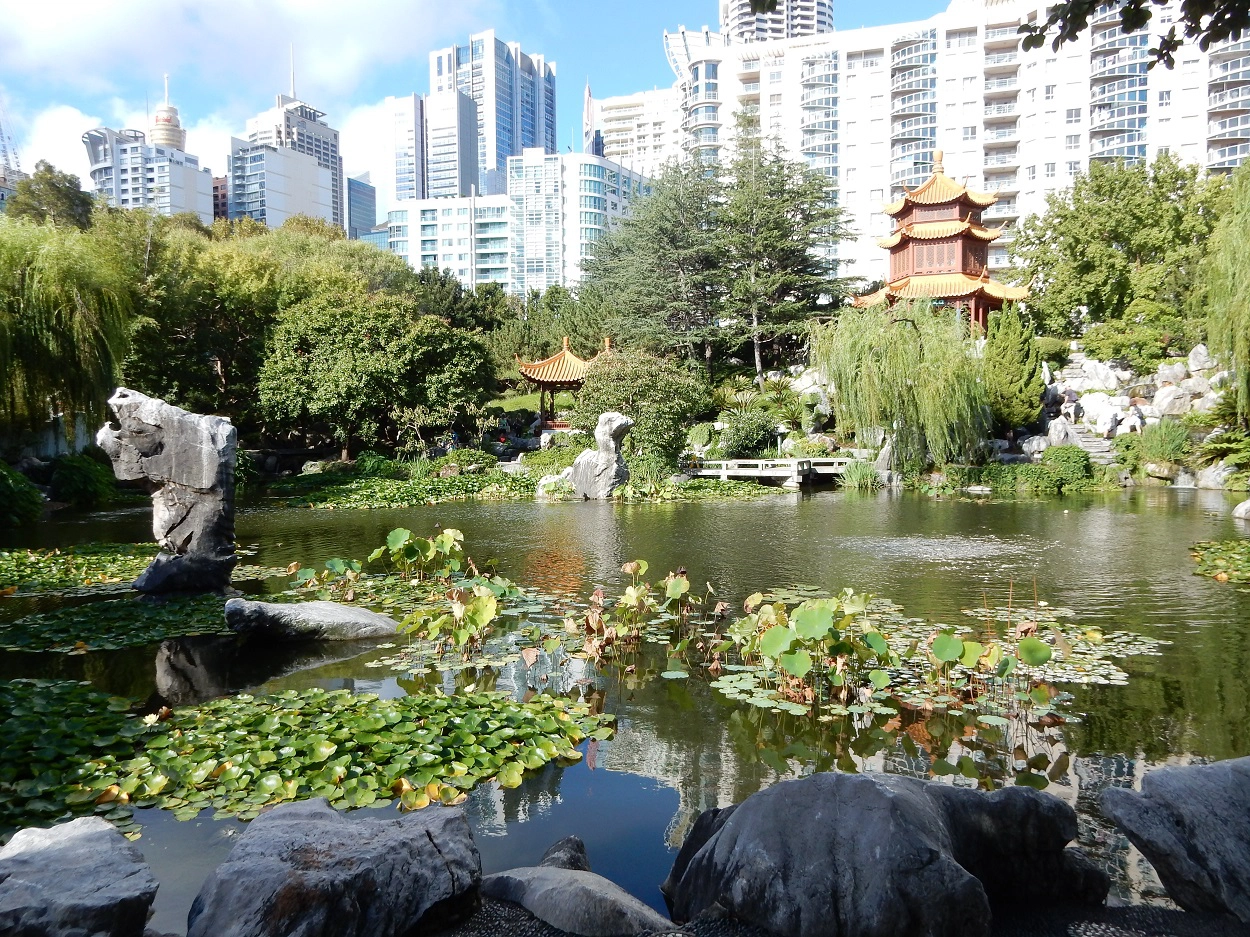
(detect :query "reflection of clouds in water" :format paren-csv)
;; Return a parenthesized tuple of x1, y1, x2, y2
(841, 535, 1044, 566)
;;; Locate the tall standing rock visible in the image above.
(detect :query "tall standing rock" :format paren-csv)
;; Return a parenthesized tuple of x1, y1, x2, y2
(570, 412, 633, 500)
(97, 388, 236, 593)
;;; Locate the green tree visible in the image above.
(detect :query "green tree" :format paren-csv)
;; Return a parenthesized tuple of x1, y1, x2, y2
(720, 119, 849, 379)
(279, 214, 345, 240)
(811, 302, 989, 470)
(0, 217, 131, 429)
(489, 284, 610, 378)
(1009, 154, 1227, 335)
(582, 161, 725, 372)
(983, 305, 1043, 432)
(571, 351, 711, 461)
(5, 161, 94, 230)
(259, 290, 495, 457)
(1202, 161, 1250, 425)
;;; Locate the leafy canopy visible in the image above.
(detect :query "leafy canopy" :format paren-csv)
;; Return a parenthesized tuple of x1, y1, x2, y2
(1202, 161, 1250, 424)
(5, 161, 94, 230)
(983, 305, 1043, 431)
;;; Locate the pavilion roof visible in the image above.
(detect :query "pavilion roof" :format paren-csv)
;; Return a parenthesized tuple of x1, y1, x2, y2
(877, 217, 1002, 249)
(517, 337, 606, 387)
(851, 272, 1029, 308)
(882, 150, 998, 216)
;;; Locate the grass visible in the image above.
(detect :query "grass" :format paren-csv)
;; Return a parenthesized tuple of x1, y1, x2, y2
(489, 390, 576, 413)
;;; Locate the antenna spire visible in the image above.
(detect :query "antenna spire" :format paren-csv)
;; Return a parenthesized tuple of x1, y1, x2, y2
(163, 73, 169, 106)
(290, 44, 296, 97)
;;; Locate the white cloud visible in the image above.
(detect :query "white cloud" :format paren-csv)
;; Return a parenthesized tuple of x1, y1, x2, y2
(18, 104, 100, 182)
(340, 99, 398, 221)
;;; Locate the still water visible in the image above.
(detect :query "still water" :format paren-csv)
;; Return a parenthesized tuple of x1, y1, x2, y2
(4, 488, 1249, 933)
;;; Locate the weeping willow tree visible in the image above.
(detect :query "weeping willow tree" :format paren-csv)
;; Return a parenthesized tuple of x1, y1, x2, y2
(0, 217, 133, 431)
(1202, 161, 1250, 427)
(812, 300, 990, 470)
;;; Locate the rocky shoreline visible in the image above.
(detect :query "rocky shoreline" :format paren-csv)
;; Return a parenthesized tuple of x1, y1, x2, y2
(3, 758, 1247, 937)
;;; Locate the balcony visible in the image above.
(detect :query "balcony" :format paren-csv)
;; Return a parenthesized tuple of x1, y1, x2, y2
(1090, 30, 1147, 54)
(1210, 54, 1250, 83)
(688, 90, 720, 104)
(982, 174, 1019, 192)
(1091, 2, 1124, 27)
(800, 115, 838, 133)
(738, 59, 761, 76)
(1208, 37, 1250, 60)
(892, 50, 937, 71)
(1091, 102, 1147, 131)
(983, 201, 1019, 218)
(983, 124, 1019, 142)
(984, 102, 1018, 119)
(1209, 112, 1250, 140)
(892, 39, 936, 65)
(984, 149, 1019, 167)
(984, 76, 1019, 93)
(1210, 84, 1250, 112)
(892, 72, 938, 94)
(891, 140, 933, 159)
(983, 51, 1019, 69)
(1209, 141, 1250, 168)
(892, 115, 937, 140)
(801, 88, 839, 107)
(801, 62, 838, 84)
(1091, 53, 1149, 80)
(984, 25, 1022, 44)
(740, 82, 761, 98)
(892, 91, 937, 117)
(1090, 76, 1148, 105)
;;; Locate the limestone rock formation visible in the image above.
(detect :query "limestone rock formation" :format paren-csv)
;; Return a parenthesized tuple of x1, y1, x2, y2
(187, 798, 480, 937)
(570, 412, 633, 500)
(539, 835, 592, 872)
(481, 867, 673, 936)
(97, 388, 236, 593)
(661, 772, 1107, 937)
(0, 816, 159, 937)
(224, 598, 399, 641)
(1189, 343, 1217, 372)
(1101, 757, 1250, 922)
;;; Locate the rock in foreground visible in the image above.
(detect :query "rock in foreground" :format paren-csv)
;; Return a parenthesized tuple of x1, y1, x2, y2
(188, 798, 480, 937)
(662, 772, 1106, 937)
(482, 867, 673, 936)
(0, 816, 158, 937)
(1101, 756, 1250, 922)
(224, 598, 399, 641)
(570, 412, 632, 500)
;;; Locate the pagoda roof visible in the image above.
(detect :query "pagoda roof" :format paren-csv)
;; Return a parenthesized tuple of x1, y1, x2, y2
(517, 337, 606, 387)
(851, 272, 1029, 308)
(883, 151, 997, 216)
(877, 218, 1002, 249)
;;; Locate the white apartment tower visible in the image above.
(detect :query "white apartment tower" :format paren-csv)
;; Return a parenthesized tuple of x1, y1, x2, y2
(390, 93, 426, 202)
(81, 89, 213, 224)
(720, 0, 834, 42)
(657, 0, 1242, 284)
(429, 30, 558, 195)
(584, 87, 685, 177)
(226, 138, 333, 227)
(387, 193, 514, 290)
(425, 91, 480, 198)
(246, 94, 344, 228)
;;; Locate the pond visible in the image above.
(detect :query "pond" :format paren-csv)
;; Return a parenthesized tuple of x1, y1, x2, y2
(3, 487, 1249, 934)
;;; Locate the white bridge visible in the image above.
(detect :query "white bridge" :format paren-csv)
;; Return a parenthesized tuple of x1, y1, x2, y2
(687, 457, 859, 489)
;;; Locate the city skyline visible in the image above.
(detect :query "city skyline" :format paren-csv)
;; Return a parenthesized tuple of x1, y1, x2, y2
(0, 0, 946, 216)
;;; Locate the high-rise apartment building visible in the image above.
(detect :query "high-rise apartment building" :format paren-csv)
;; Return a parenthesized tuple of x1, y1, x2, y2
(347, 172, 377, 239)
(429, 30, 557, 194)
(226, 138, 332, 227)
(425, 91, 480, 198)
(246, 94, 344, 228)
(212, 176, 228, 220)
(0, 168, 27, 214)
(390, 93, 426, 202)
(583, 86, 684, 177)
(720, 0, 834, 42)
(387, 193, 515, 289)
(655, 0, 1241, 283)
(81, 111, 213, 224)
(508, 149, 651, 294)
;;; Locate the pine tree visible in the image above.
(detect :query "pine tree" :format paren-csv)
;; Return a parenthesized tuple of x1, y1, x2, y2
(983, 304, 1043, 432)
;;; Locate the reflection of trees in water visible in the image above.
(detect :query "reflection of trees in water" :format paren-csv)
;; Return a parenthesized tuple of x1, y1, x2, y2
(465, 761, 566, 837)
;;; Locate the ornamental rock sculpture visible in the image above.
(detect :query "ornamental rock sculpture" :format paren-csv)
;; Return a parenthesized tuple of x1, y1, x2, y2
(569, 412, 632, 499)
(97, 388, 236, 593)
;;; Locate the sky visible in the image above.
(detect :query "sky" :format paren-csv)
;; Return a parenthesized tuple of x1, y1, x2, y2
(0, 0, 943, 216)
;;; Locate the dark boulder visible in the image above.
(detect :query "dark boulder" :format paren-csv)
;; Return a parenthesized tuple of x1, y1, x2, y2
(481, 867, 673, 936)
(224, 598, 399, 641)
(540, 835, 592, 872)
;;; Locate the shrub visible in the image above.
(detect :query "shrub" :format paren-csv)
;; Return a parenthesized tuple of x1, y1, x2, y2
(521, 438, 583, 477)
(1082, 300, 1194, 376)
(719, 409, 776, 458)
(985, 306, 1043, 430)
(1034, 337, 1072, 368)
(355, 450, 404, 478)
(1140, 419, 1192, 464)
(49, 454, 116, 509)
(841, 460, 882, 490)
(1040, 445, 1092, 486)
(627, 451, 675, 486)
(789, 437, 833, 457)
(1112, 434, 1145, 476)
(572, 351, 711, 460)
(431, 448, 498, 472)
(1, 463, 44, 527)
(235, 448, 258, 492)
(1014, 462, 1063, 492)
(688, 422, 717, 448)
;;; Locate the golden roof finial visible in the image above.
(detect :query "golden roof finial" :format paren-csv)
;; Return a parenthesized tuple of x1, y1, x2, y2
(933, 149, 945, 174)
(562, 335, 570, 349)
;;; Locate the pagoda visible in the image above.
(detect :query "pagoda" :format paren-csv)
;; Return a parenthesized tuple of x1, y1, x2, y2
(853, 151, 1027, 330)
(516, 337, 610, 428)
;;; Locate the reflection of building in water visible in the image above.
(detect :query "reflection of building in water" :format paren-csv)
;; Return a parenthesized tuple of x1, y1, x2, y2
(465, 761, 566, 837)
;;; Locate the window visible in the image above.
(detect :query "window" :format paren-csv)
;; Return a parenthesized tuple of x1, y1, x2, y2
(1044, 84, 1055, 100)
(770, 94, 782, 106)
(963, 76, 976, 88)
(1065, 134, 1080, 149)
(870, 188, 883, 201)
(962, 126, 977, 139)
(705, 62, 719, 79)
(1159, 90, 1171, 106)
(1065, 107, 1081, 123)
(1044, 162, 1055, 179)
(769, 69, 782, 83)
(1027, 165, 1036, 181)
(1067, 160, 1080, 175)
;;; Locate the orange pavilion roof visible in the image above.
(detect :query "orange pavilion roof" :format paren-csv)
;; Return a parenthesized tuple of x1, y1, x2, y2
(517, 337, 606, 386)
(877, 218, 1002, 249)
(852, 272, 1029, 308)
(883, 151, 998, 216)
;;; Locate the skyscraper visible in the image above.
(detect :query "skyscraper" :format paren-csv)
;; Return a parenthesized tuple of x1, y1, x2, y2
(347, 172, 377, 240)
(719, 0, 834, 42)
(226, 138, 332, 227)
(81, 84, 214, 224)
(429, 30, 557, 194)
(246, 93, 344, 227)
(424, 91, 479, 198)
(389, 93, 426, 202)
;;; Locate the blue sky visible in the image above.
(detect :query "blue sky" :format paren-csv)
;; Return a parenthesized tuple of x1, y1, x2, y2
(0, 0, 944, 213)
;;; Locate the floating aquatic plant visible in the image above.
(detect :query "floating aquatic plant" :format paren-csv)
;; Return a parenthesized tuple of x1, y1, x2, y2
(0, 595, 231, 653)
(1190, 539, 1250, 582)
(0, 680, 612, 840)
